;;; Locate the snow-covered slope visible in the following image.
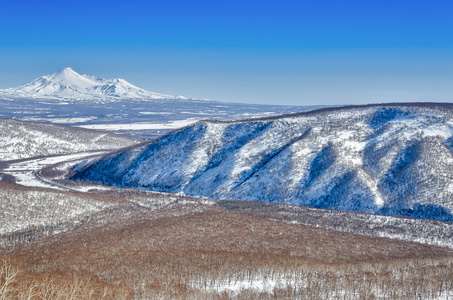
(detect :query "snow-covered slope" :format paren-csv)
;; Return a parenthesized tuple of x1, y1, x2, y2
(72, 103, 453, 221)
(0, 67, 182, 101)
(0, 118, 142, 161)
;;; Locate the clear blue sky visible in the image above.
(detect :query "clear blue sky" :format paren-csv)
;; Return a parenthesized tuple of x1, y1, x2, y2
(1, 0, 452, 105)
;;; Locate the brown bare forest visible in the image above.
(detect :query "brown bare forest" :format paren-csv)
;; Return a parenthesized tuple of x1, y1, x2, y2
(2, 183, 453, 299)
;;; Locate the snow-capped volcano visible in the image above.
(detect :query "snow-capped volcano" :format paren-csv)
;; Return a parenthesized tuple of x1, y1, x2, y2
(0, 67, 183, 101)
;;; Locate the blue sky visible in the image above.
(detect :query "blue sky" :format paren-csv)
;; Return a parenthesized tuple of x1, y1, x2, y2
(0, 0, 452, 105)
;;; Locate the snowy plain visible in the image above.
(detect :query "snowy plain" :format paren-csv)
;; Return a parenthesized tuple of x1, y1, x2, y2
(78, 119, 198, 131)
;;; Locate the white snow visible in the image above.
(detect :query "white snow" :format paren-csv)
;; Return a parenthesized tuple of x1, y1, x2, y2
(46, 117, 98, 124)
(3, 151, 109, 189)
(138, 111, 174, 115)
(193, 274, 299, 296)
(78, 119, 198, 131)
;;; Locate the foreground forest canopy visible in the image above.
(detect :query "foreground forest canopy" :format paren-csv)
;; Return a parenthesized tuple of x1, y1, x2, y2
(1, 180, 453, 299)
(1, 183, 453, 299)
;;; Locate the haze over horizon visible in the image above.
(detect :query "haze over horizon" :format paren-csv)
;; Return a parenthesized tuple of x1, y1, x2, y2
(1, 0, 453, 106)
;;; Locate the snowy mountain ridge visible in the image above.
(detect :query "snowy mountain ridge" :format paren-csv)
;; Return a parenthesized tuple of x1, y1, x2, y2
(0, 67, 184, 101)
(0, 117, 142, 161)
(72, 103, 453, 222)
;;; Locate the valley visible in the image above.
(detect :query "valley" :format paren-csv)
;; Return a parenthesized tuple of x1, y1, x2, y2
(1, 151, 109, 190)
(1, 69, 453, 299)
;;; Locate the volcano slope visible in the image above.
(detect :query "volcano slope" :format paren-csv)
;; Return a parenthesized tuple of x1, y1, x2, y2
(72, 103, 453, 221)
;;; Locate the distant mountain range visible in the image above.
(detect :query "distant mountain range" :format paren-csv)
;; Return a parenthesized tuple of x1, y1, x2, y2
(0, 67, 185, 101)
(0, 68, 324, 139)
(72, 103, 453, 222)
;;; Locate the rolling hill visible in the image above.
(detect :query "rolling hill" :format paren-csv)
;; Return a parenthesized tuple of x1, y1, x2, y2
(0, 118, 142, 161)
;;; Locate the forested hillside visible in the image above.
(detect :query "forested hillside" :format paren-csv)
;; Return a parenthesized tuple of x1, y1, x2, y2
(73, 103, 453, 221)
(0, 118, 142, 161)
